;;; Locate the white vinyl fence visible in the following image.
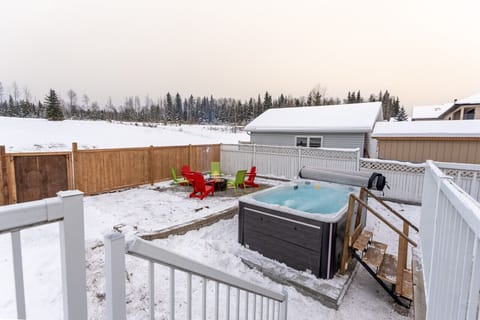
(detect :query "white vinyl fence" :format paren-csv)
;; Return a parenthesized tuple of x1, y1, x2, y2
(360, 159, 480, 204)
(221, 144, 359, 179)
(0, 190, 87, 320)
(420, 161, 480, 320)
(105, 233, 288, 320)
(360, 158, 425, 203)
(221, 144, 480, 204)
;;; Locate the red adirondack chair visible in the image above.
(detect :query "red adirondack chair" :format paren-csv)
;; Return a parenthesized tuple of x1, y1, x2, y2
(190, 172, 215, 200)
(245, 166, 259, 188)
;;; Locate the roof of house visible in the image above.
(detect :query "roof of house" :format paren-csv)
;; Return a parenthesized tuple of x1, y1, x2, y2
(372, 120, 480, 138)
(455, 92, 480, 105)
(244, 102, 382, 133)
(411, 103, 452, 120)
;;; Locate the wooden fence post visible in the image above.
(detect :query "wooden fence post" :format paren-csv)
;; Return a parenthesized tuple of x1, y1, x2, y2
(72, 143, 78, 190)
(6, 154, 16, 204)
(188, 144, 192, 168)
(149, 145, 154, 185)
(0, 146, 9, 205)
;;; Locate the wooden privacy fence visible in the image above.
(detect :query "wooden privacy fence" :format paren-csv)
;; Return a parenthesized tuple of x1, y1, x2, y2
(0, 143, 220, 205)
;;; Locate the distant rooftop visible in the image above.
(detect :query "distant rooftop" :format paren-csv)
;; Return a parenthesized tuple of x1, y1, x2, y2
(411, 103, 452, 120)
(372, 120, 480, 138)
(455, 92, 480, 105)
(244, 102, 382, 133)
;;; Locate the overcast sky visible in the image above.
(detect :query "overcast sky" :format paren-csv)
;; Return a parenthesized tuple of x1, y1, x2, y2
(1, 0, 479, 111)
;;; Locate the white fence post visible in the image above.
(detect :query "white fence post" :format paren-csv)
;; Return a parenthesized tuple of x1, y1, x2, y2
(58, 190, 88, 320)
(280, 289, 288, 320)
(105, 232, 127, 320)
(11, 231, 26, 319)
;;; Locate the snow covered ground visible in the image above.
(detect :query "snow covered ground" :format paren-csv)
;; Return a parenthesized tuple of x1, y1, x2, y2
(0, 180, 418, 319)
(0, 117, 418, 319)
(0, 117, 249, 152)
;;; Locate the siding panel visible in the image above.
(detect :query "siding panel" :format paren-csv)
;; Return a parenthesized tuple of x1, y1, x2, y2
(251, 132, 365, 155)
(377, 139, 480, 164)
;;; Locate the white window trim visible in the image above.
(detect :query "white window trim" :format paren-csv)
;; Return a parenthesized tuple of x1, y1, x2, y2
(294, 135, 324, 148)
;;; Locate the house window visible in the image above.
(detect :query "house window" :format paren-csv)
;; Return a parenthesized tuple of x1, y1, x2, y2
(464, 108, 475, 120)
(295, 136, 323, 148)
(296, 136, 308, 147)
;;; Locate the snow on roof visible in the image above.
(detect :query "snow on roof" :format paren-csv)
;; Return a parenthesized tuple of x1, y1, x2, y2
(411, 103, 452, 120)
(244, 102, 382, 133)
(372, 120, 480, 138)
(455, 92, 480, 105)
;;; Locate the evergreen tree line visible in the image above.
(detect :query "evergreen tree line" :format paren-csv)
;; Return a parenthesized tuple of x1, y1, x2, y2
(0, 81, 409, 123)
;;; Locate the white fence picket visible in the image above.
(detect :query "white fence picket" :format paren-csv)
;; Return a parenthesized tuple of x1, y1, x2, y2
(0, 191, 87, 320)
(105, 235, 288, 320)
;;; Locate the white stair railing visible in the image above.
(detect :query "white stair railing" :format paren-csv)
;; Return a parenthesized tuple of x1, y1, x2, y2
(0, 190, 88, 320)
(105, 233, 288, 320)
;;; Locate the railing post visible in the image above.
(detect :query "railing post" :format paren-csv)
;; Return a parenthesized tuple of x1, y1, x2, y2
(280, 289, 288, 320)
(340, 195, 356, 274)
(395, 221, 409, 295)
(11, 231, 26, 319)
(105, 232, 127, 320)
(58, 190, 88, 320)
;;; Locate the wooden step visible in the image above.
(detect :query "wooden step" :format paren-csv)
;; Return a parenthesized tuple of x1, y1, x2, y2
(377, 253, 397, 284)
(362, 241, 388, 269)
(401, 269, 413, 301)
(352, 230, 373, 251)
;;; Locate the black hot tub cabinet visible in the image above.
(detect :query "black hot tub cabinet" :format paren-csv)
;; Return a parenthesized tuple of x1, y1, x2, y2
(238, 181, 365, 279)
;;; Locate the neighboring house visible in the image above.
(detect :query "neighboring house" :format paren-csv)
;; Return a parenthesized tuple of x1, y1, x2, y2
(411, 92, 480, 121)
(243, 102, 383, 157)
(372, 120, 480, 164)
(411, 103, 452, 121)
(440, 92, 480, 120)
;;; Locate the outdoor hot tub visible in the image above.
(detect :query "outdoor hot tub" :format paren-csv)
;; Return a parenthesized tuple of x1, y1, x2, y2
(238, 180, 365, 279)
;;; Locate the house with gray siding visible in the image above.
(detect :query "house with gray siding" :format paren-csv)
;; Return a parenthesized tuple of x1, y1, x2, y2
(244, 102, 383, 157)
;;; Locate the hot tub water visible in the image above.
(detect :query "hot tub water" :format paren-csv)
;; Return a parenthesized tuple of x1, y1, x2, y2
(252, 182, 356, 214)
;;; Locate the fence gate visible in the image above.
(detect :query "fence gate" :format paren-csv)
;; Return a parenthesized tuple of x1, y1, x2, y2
(12, 153, 72, 203)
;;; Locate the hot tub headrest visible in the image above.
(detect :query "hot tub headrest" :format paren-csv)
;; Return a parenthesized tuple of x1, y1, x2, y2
(298, 167, 387, 191)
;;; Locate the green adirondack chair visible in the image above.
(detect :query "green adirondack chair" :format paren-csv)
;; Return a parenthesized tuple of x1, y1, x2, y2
(170, 167, 189, 186)
(227, 169, 247, 193)
(210, 161, 222, 178)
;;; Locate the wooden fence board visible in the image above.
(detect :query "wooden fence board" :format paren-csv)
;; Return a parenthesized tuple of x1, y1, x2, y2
(0, 146, 7, 205)
(13, 154, 69, 203)
(152, 146, 190, 182)
(191, 144, 220, 173)
(0, 143, 221, 203)
(74, 148, 151, 195)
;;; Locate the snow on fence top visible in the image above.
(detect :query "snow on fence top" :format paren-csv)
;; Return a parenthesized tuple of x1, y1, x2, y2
(244, 102, 382, 133)
(372, 120, 480, 138)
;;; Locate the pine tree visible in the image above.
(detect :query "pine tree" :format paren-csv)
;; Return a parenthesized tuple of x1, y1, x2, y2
(44, 89, 64, 121)
(396, 106, 408, 121)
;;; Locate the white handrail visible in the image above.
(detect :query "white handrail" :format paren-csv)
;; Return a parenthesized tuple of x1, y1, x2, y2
(0, 190, 87, 320)
(105, 233, 288, 320)
(421, 161, 480, 320)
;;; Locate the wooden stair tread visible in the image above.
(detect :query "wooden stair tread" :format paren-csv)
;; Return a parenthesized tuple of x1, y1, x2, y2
(371, 240, 388, 252)
(352, 230, 373, 251)
(401, 269, 413, 301)
(377, 254, 397, 284)
(362, 241, 388, 269)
